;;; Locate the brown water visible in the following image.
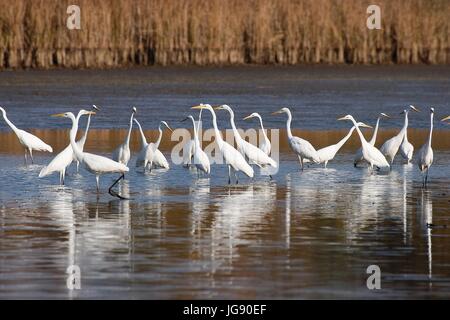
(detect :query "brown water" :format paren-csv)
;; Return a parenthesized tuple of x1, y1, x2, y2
(0, 66, 449, 299)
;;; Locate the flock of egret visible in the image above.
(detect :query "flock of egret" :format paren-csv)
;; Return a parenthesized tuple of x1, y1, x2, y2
(0, 104, 448, 199)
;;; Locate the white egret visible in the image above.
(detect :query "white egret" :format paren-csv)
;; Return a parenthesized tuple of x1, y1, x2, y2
(243, 112, 271, 155)
(380, 105, 420, 165)
(305, 122, 372, 168)
(399, 109, 417, 164)
(191, 104, 253, 184)
(112, 107, 136, 166)
(182, 115, 210, 175)
(216, 105, 277, 171)
(74, 105, 99, 172)
(0, 106, 53, 164)
(338, 115, 390, 171)
(39, 109, 94, 184)
(417, 108, 434, 187)
(272, 107, 319, 170)
(354, 113, 390, 167)
(52, 111, 129, 199)
(135, 120, 172, 171)
(182, 109, 203, 167)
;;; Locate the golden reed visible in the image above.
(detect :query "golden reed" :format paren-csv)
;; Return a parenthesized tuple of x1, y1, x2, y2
(0, 0, 448, 69)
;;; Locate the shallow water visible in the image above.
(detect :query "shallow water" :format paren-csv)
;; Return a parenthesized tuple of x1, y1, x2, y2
(0, 66, 449, 299)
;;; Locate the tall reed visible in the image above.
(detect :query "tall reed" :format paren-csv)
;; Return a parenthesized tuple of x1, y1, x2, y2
(0, 0, 448, 69)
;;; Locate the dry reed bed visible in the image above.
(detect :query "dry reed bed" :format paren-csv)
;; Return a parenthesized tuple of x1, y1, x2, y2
(0, 0, 449, 69)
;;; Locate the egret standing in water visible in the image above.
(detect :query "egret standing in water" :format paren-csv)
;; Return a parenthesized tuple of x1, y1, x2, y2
(380, 105, 420, 165)
(74, 105, 99, 173)
(354, 113, 390, 167)
(0, 106, 53, 164)
(112, 107, 136, 166)
(272, 107, 320, 171)
(338, 115, 390, 172)
(305, 122, 372, 168)
(417, 108, 435, 187)
(191, 104, 253, 184)
(135, 120, 172, 172)
(39, 107, 96, 185)
(182, 115, 210, 176)
(216, 105, 277, 171)
(243, 112, 271, 156)
(52, 111, 129, 199)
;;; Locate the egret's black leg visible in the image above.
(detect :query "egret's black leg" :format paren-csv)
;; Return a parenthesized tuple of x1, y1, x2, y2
(108, 174, 128, 200)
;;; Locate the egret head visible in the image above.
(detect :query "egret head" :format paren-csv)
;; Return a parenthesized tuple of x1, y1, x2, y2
(337, 115, 355, 122)
(191, 103, 212, 111)
(356, 122, 372, 129)
(430, 107, 435, 113)
(132, 106, 137, 114)
(380, 113, 390, 118)
(92, 105, 100, 111)
(160, 121, 173, 132)
(243, 112, 260, 120)
(271, 107, 290, 115)
(409, 105, 420, 112)
(214, 104, 232, 112)
(441, 115, 450, 122)
(180, 115, 194, 123)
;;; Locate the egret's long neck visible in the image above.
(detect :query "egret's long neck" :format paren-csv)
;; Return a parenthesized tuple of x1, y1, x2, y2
(209, 108, 224, 148)
(190, 117, 200, 148)
(286, 111, 293, 139)
(1, 109, 20, 135)
(398, 112, 408, 138)
(369, 117, 380, 145)
(134, 120, 148, 147)
(351, 119, 368, 147)
(427, 113, 434, 147)
(228, 110, 243, 146)
(78, 114, 92, 147)
(125, 112, 134, 146)
(155, 125, 163, 149)
(196, 109, 203, 133)
(69, 114, 84, 162)
(335, 127, 355, 149)
(257, 115, 269, 142)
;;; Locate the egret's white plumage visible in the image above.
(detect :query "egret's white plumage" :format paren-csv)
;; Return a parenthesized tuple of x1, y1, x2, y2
(354, 113, 390, 167)
(112, 107, 136, 166)
(304, 122, 371, 168)
(52, 111, 129, 198)
(0, 106, 53, 164)
(416, 108, 434, 187)
(184, 115, 210, 175)
(135, 120, 172, 171)
(399, 108, 417, 164)
(182, 109, 203, 167)
(338, 115, 390, 171)
(217, 105, 277, 170)
(243, 112, 271, 155)
(272, 107, 319, 170)
(74, 105, 99, 172)
(191, 104, 253, 184)
(39, 109, 94, 184)
(380, 105, 419, 164)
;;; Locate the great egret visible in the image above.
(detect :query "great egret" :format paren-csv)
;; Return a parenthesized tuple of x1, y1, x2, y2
(305, 122, 372, 168)
(272, 107, 320, 170)
(39, 109, 94, 184)
(52, 111, 129, 199)
(182, 109, 203, 167)
(417, 108, 434, 187)
(74, 105, 99, 172)
(354, 113, 390, 167)
(338, 115, 390, 171)
(243, 112, 271, 155)
(182, 115, 210, 175)
(216, 105, 277, 171)
(135, 120, 172, 171)
(399, 109, 417, 164)
(112, 107, 137, 165)
(380, 105, 420, 165)
(191, 104, 253, 184)
(0, 106, 53, 164)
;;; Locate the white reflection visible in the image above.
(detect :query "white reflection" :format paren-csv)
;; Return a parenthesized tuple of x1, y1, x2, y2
(420, 190, 433, 282)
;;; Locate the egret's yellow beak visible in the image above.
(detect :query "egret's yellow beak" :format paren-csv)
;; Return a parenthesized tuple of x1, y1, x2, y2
(191, 105, 205, 110)
(243, 115, 253, 120)
(441, 115, 450, 122)
(166, 125, 173, 132)
(410, 105, 421, 112)
(271, 110, 282, 115)
(337, 117, 346, 121)
(359, 123, 373, 129)
(214, 106, 224, 110)
(381, 113, 391, 118)
(51, 113, 65, 117)
(88, 111, 96, 115)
